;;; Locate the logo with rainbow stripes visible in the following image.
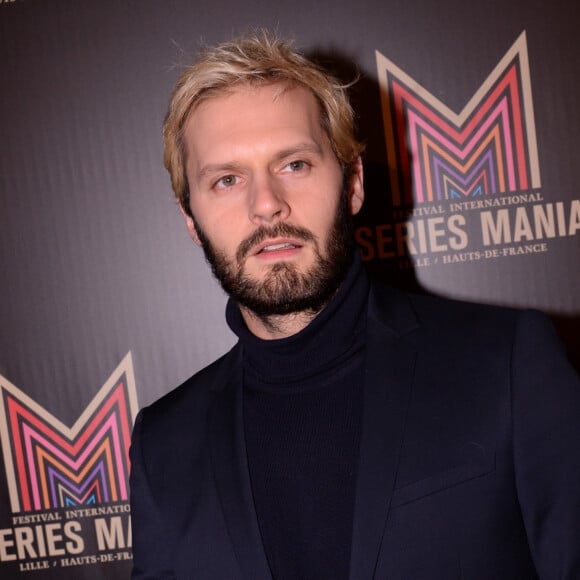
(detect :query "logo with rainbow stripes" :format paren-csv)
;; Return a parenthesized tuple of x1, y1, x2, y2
(0, 354, 138, 513)
(376, 31, 541, 207)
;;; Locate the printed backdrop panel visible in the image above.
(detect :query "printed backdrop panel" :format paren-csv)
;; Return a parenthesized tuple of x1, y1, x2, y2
(1, 0, 578, 577)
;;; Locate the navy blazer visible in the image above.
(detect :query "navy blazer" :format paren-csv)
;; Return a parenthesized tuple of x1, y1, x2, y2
(130, 284, 580, 579)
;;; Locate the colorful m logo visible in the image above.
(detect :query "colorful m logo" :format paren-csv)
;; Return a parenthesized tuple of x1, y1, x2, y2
(0, 353, 138, 512)
(377, 31, 541, 206)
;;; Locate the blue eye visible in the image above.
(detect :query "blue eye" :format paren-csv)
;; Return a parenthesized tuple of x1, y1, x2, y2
(287, 160, 308, 171)
(214, 175, 238, 189)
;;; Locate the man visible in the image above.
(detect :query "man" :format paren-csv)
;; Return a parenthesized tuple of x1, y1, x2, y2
(130, 32, 580, 579)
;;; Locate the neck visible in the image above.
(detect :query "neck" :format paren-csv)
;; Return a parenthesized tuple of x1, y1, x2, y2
(240, 306, 321, 340)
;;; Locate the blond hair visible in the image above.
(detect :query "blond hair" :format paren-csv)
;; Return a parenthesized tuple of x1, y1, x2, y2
(163, 31, 364, 214)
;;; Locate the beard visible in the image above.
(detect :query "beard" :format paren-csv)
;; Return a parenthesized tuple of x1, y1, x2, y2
(194, 186, 355, 317)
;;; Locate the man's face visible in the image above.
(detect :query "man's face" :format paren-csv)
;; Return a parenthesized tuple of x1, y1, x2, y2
(181, 83, 364, 316)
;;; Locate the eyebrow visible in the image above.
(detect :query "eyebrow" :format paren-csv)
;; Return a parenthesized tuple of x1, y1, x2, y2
(272, 142, 324, 162)
(198, 162, 243, 180)
(197, 142, 325, 181)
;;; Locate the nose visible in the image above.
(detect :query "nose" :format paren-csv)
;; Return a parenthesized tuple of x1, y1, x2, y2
(248, 174, 290, 225)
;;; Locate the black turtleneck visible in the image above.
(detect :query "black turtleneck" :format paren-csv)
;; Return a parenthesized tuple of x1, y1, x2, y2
(226, 255, 369, 580)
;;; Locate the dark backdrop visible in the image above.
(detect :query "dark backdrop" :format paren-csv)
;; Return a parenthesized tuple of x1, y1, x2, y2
(1, 0, 578, 577)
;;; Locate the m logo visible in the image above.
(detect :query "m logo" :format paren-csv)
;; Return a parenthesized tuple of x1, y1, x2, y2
(0, 353, 138, 513)
(376, 31, 541, 206)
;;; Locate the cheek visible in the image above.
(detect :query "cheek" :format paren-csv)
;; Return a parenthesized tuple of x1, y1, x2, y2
(310, 192, 342, 228)
(204, 215, 248, 253)
(190, 201, 232, 239)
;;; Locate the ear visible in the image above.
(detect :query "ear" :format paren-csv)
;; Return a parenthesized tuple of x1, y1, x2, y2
(178, 203, 202, 246)
(348, 156, 365, 216)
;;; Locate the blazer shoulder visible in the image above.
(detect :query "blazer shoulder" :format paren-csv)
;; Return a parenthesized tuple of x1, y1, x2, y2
(137, 343, 241, 434)
(368, 283, 565, 364)
(369, 281, 521, 337)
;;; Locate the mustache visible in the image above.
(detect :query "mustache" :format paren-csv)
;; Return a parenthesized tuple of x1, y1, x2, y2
(236, 223, 316, 263)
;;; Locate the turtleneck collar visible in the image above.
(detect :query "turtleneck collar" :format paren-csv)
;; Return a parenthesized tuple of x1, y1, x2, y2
(226, 253, 369, 384)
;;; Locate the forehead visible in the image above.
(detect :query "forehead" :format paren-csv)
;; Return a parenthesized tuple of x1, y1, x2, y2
(183, 83, 329, 168)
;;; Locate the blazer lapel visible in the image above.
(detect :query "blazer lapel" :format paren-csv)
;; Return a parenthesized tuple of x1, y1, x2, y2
(209, 346, 272, 580)
(349, 285, 418, 580)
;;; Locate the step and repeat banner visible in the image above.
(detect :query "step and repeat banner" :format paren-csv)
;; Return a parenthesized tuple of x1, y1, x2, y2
(1, 0, 578, 577)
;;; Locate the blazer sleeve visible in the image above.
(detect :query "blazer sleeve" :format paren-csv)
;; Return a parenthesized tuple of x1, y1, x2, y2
(512, 310, 580, 578)
(129, 409, 175, 580)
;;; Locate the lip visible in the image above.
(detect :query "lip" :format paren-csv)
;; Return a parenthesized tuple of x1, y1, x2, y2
(252, 237, 304, 256)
